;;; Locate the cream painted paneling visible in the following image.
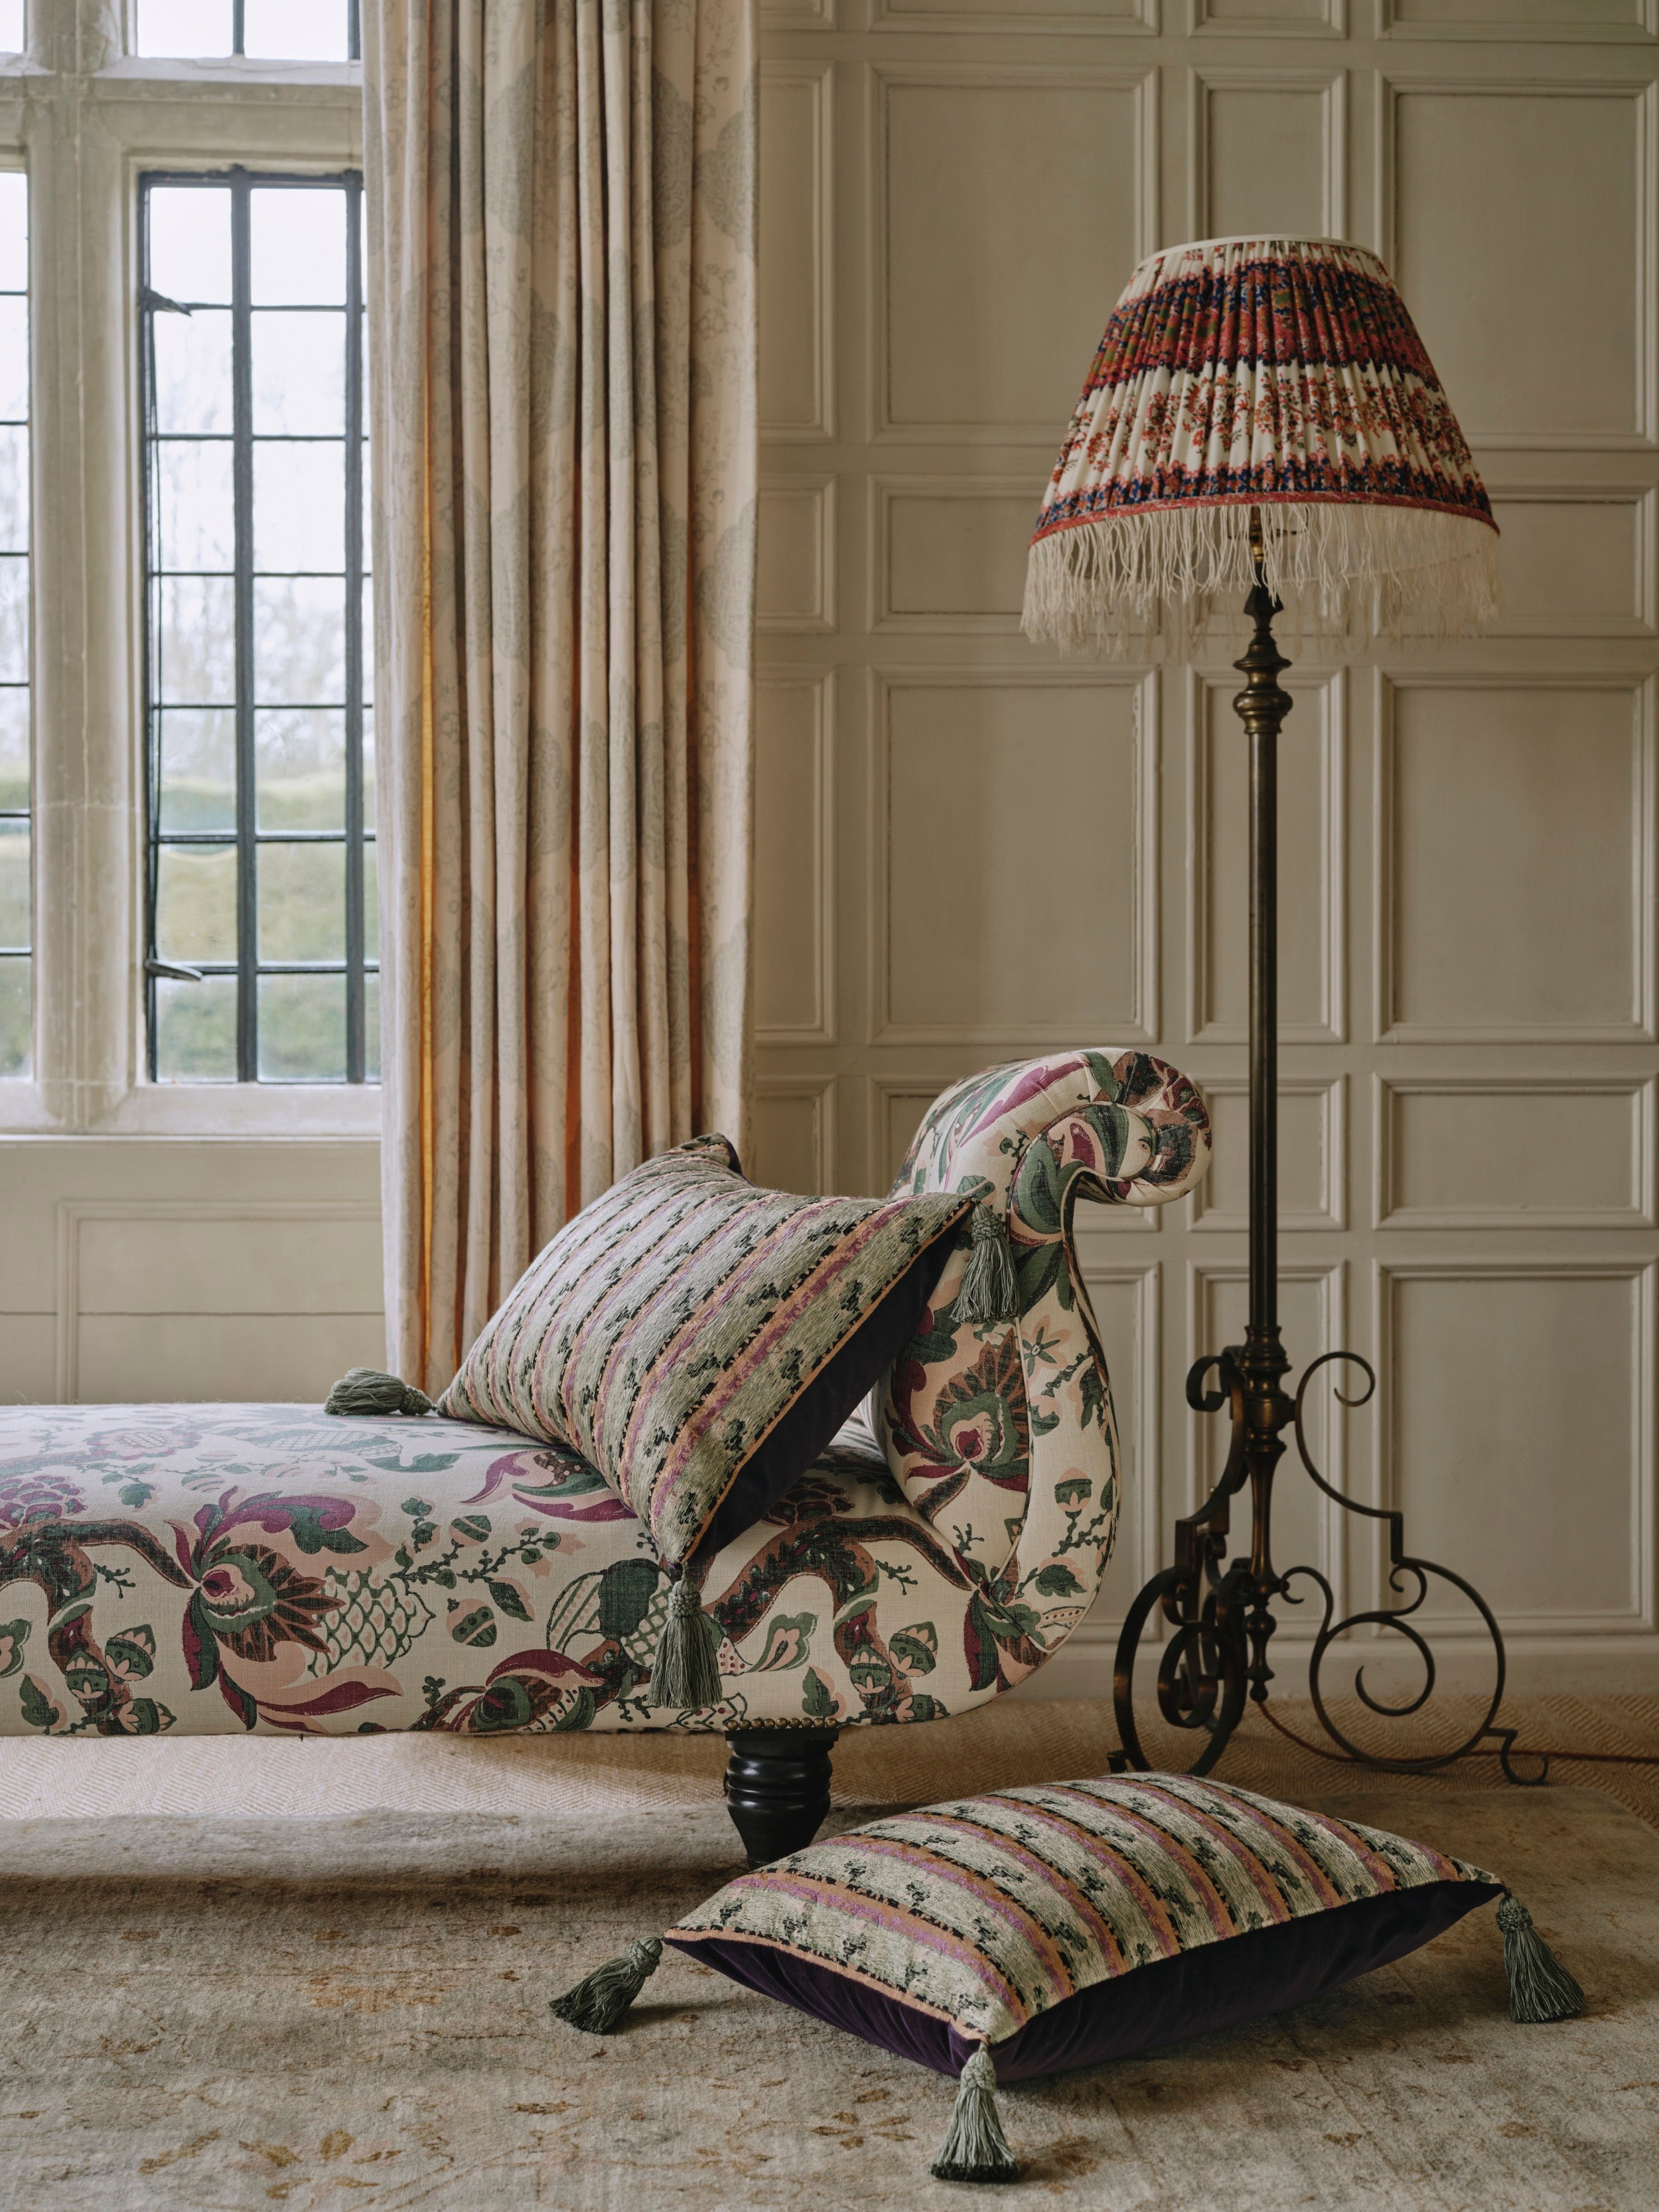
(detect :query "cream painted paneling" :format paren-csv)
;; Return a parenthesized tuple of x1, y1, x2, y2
(76, 1315, 386, 1405)
(1381, 1264, 1652, 1629)
(876, 67, 1154, 440)
(759, 61, 833, 439)
(1486, 488, 1656, 639)
(874, 0, 1156, 31)
(755, 673, 834, 1045)
(1197, 0, 1345, 28)
(1380, 676, 1652, 1042)
(758, 477, 836, 634)
(755, 6, 1659, 1698)
(871, 1080, 942, 1188)
(749, 1078, 834, 1194)
(0, 1142, 382, 1405)
(1191, 1078, 1344, 1231)
(872, 479, 1036, 632)
(1378, 1077, 1654, 1229)
(876, 670, 1155, 1042)
(1386, 81, 1654, 447)
(1380, 0, 1654, 34)
(1190, 71, 1344, 239)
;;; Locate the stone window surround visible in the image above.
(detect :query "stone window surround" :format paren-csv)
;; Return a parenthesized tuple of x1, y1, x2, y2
(0, 0, 378, 1138)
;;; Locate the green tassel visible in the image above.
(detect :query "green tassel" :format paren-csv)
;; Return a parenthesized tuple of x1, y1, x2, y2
(930, 2045, 1019, 2185)
(325, 1367, 434, 1418)
(645, 1575, 724, 1712)
(1498, 1893, 1585, 2024)
(549, 1937, 663, 2035)
(957, 1204, 1017, 1327)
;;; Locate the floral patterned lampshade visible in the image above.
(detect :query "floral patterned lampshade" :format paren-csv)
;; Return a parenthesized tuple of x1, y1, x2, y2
(1022, 234, 1499, 656)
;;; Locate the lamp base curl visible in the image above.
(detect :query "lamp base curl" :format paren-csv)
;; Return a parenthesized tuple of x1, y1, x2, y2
(1112, 1347, 1547, 1788)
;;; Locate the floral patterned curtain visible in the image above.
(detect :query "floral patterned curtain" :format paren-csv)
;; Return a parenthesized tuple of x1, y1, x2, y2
(363, 0, 757, 1394)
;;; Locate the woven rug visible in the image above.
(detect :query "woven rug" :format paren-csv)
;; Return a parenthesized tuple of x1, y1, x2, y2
(1, 1690, 1654, 1827)
(0, 1779, 1654, 2209)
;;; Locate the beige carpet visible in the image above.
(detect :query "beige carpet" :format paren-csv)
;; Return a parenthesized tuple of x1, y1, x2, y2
(1, 1692, 1655, 1827)
(0, 1786, 1652, 2211)
(1, 1702, 1656, 2211)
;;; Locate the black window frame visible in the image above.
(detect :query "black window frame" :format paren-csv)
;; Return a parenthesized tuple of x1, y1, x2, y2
(139, 164, 373, 1086)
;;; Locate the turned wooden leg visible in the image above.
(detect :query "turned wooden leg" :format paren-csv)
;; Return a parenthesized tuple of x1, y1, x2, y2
(723, 1727, 839, 1866)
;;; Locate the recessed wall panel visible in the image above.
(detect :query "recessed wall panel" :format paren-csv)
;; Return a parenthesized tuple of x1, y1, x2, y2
(1390, 86, 1648, 443)
(1383, 680, 1648, 1040)
(1386, 1268, 1646, 1624)
(1486, 491, 1654, 638)
(874, 1082, 940, 1189)
(880, 676, 1149, 1040)
(1197, 78, 1336, 238)
(877, 481, 1036, 630)
(755, 675, 831, 1043)
(76, 1314, 387, 1404)
(750, 1084, 830, 1196)
(879, 0, 1147, 17)
(1385, 0, 1646, 27)
(76, 1212, 382, 1315)
(1198, 0, 1340, 23)
(1192, 1079, 1340, 1230)
(881, 72, 1149, 439)
(760, 65, 831, 437)
(1381, 1079, 1650, 1228)
(758, 480, 833, 634)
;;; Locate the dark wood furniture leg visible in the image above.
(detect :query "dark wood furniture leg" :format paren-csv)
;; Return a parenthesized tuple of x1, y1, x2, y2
(723, 1728, 839, 1866)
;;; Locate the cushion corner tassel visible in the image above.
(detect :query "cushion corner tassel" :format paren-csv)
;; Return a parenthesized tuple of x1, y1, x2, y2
(956, 1203, 1017, 1327)
(930, 2043, 1019, 2186)
(323, 1367, 435, 1419)
(645, 1574, 724, 1712)
(1497, 1891, 1586, 2024)
(549, 1937, 664, 2036)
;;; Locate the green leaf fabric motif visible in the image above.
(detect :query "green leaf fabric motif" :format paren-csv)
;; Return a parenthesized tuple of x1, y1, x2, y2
(597, 1560, 660, 1642)
(0, 1619, 29, 1680)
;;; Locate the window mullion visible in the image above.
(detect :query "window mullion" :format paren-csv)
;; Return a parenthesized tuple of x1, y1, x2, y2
(231, 174, 257, 1084)
(344, 172, 364, 1086)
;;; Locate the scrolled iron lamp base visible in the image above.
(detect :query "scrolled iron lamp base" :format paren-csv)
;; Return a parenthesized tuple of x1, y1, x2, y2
(1112, 517, 1538, 1791)
(1112, 1346, 1545, 1787)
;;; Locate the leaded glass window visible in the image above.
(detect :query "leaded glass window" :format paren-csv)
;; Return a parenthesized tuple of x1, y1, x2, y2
(141, 171, 374, 1084)
(133, 1, 360, 63)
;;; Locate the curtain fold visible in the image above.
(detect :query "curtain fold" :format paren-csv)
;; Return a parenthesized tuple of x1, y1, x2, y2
(364, 0, 757, 1394)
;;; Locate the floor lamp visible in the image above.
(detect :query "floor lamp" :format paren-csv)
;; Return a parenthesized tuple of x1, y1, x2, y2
(1023, 235, 1532, 1781)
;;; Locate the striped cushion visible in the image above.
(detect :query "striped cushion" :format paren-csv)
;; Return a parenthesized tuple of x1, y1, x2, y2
(666, 1774, 1500, 2077)
(440, 1135, 970, 1568)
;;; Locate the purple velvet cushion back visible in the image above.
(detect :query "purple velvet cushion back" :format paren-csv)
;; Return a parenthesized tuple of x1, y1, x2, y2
(665, 1774, 1500, 2078)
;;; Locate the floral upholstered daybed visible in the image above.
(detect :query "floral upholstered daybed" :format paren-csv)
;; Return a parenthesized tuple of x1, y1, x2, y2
(0, 1053, 1209, 1847)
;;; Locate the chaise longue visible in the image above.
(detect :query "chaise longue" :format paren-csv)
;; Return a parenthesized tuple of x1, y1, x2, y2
(0, 1050, 1210, 1860)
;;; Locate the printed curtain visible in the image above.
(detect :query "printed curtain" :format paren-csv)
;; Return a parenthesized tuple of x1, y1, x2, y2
(362, 0, 758, 1393)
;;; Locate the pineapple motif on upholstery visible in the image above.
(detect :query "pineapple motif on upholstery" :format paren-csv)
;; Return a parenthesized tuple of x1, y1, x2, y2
(877, 1051, 1210, 1690)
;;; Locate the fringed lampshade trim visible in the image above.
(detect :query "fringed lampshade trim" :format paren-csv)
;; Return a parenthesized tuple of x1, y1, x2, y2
(1022, 499, 1500, 660)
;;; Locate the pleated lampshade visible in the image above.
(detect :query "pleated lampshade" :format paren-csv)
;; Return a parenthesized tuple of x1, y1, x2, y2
(1022, 235, 1500, 656)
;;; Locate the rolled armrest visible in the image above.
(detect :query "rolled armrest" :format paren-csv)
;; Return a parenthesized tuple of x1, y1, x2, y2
(894, 1048, 1210, 1218)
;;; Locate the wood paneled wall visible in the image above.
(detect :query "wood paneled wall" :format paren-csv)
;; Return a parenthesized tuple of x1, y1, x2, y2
(751, 0, 1659, 1696)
